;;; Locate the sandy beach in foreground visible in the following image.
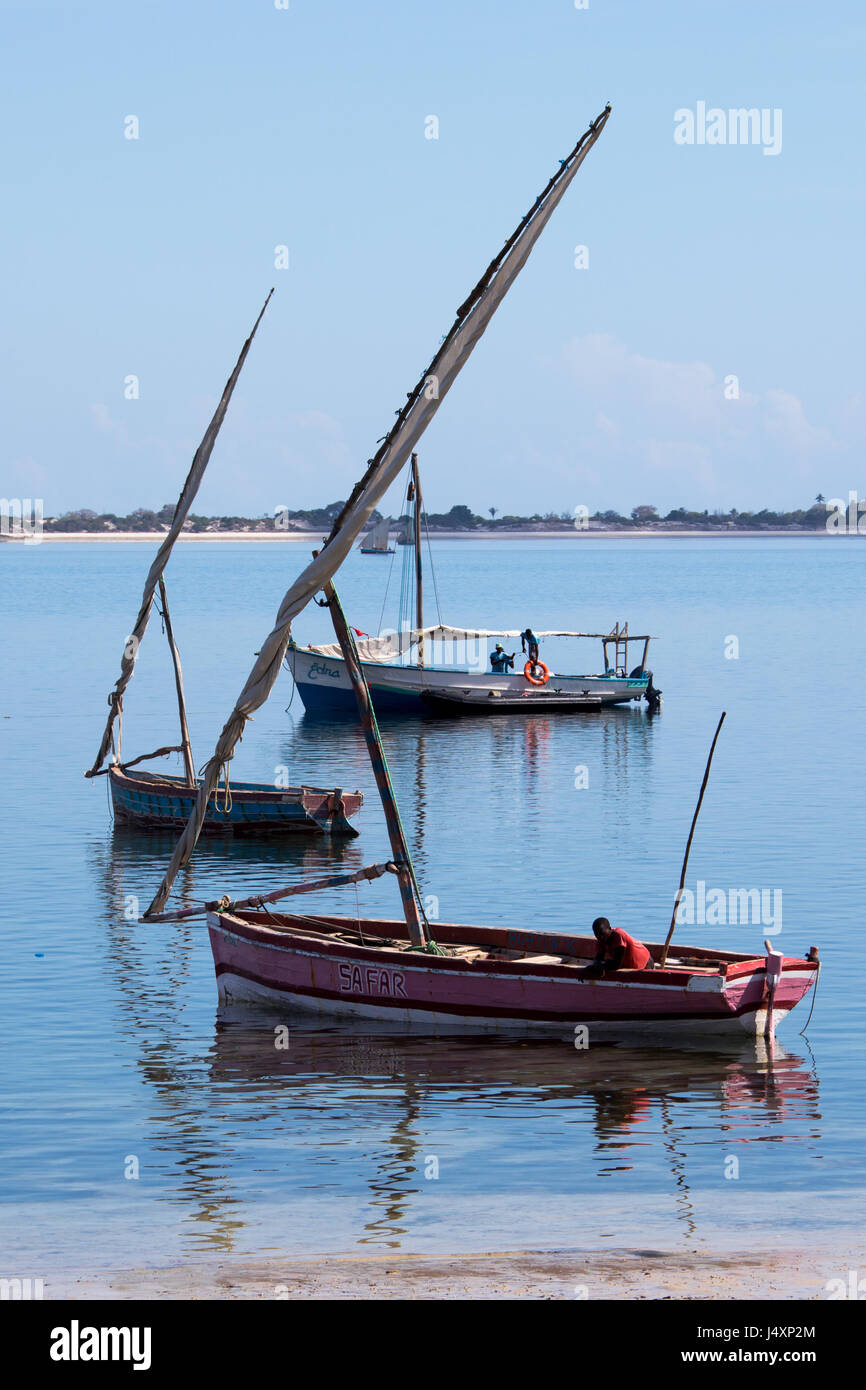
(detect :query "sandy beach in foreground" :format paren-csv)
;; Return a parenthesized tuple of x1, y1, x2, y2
(46, 1244, 857, 1301)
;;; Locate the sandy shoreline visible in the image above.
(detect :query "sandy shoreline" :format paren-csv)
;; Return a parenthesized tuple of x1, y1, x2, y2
(45, 1244, 855, 1301)
(4, 528, 845, 543)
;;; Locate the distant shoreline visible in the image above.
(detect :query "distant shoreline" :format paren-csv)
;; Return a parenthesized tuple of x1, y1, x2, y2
(4, 527, 850, 543)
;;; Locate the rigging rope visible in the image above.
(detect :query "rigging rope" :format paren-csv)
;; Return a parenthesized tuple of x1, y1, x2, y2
(375, 478, 407, 637)
(377, 465, 443, 646)
(398, 521, 414, 647)
(798, 960, 821, 1034)
(422, 507, 444, 628)
(354, 880, 368, 945)
(213, 762, 233, 814)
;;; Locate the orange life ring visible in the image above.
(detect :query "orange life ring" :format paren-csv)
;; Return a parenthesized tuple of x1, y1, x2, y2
(524, 660, 549, 686)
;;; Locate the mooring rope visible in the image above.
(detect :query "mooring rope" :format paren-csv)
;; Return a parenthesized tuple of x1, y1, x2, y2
(422, 507, 443, 627)
(798, 960, 821, 1034)
(213, 762, 233, 814)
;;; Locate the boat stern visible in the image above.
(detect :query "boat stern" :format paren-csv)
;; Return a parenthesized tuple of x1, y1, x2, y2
(299, 787, 362, 836)
(719, 946, 819, 1036)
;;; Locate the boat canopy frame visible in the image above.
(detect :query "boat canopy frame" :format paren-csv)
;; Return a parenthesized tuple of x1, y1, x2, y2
(301, 622, 656, 675)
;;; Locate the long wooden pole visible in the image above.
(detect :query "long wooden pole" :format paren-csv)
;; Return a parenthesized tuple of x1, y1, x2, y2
(411, 452, 424, 667)
(659, 711, 726, 967)
(323, 575, 430, 950)
(144, 861, 397, 923)
(158, 577, 196, 787)
(141, 111, 611, 919)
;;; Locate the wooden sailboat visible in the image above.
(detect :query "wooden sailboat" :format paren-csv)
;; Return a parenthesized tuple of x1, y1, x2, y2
(85, 295, 362, 838)
(290, 452, 661, 716)
(155, 581, 819, 1039)
(142, 107, 819, 1038)
(359, 516, 394, 554)
(107, 765, 361, 837)
(205, 910, 818, 1037)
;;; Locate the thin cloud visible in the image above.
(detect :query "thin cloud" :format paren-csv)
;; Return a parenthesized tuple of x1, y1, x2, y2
(561, 334, 836, 508)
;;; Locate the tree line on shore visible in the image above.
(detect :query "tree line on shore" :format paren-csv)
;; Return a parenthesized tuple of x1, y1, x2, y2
(43, 497, 833, 533)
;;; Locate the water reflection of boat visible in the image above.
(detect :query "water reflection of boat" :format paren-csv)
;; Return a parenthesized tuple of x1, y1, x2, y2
(288, 703, 656, 870)
(206, 1016, 820, 1248)
(104, 824, 360, 915)
(212, 1008, 808, 1069)
(210, 1013, 818, 1100)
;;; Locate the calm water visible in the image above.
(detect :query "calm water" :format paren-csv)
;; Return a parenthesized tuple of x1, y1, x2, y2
(1, 537, 864, 1272)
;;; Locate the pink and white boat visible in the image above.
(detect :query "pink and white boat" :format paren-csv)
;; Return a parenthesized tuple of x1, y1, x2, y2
(206, 908, 819, 1039)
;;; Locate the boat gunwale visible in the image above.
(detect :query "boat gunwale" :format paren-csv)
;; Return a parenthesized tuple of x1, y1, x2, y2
(108, 765, 363, 806)
(211, 909, 816, 987)
(292, 649, 647, 684)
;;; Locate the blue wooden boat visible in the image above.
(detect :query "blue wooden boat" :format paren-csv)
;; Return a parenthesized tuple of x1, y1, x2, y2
(109, 767, 361, 836)
(85, 292, 363, 838)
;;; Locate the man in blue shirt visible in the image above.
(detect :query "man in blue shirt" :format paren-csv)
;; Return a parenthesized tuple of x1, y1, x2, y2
(521, 628, 540, 666)
(490, 643, 515, 673)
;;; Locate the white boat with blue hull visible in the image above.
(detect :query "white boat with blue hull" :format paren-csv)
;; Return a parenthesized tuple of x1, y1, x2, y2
(288, 622, 659, 717)
(289, 452, 660, 719)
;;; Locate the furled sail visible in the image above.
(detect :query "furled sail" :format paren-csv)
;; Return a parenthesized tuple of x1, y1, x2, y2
(144, 106, 611, 915)
(85, 289, 273, 777)
(304, 625, 652, 664)
(360, 516, 391, 551)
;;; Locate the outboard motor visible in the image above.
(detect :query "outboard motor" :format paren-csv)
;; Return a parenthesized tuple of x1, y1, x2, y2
(644, 670, 662, 710)
(631, 664, 661, 709)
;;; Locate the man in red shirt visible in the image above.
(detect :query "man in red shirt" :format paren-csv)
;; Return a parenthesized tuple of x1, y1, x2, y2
(583, 916, 652, 975)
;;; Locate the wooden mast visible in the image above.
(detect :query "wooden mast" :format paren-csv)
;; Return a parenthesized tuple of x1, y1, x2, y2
(323, 574, 431, 950)
(141, 110, 612, 919)
(86, 289, 273, 779)
(411, 452, 424, 668)
(157, 577, 196, 787)
(659, 711, 726, 967)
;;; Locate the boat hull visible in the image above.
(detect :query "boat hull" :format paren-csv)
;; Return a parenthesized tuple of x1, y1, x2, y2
(420, 690, 603, 714)
(109, 767, 362, 836)
(207, 911, 817, 1040)
(288, 649, 648, 717)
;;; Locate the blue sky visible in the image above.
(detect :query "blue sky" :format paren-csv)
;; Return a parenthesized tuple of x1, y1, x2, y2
(2, 0, 864, 518)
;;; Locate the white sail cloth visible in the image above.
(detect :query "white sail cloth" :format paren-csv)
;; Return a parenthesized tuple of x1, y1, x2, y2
(145, 107, 611, 915)
(360, 516, 391, 550)
(305, 626, 611, 663)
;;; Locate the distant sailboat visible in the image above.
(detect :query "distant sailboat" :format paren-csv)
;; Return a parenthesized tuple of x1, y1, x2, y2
(360, 516, 393, 554)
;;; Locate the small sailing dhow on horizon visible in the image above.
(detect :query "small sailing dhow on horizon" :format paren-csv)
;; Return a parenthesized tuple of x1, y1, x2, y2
(359, 515, 394, 555)
(85, 293, 362, 838)
(139, 105, 820, 1040)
